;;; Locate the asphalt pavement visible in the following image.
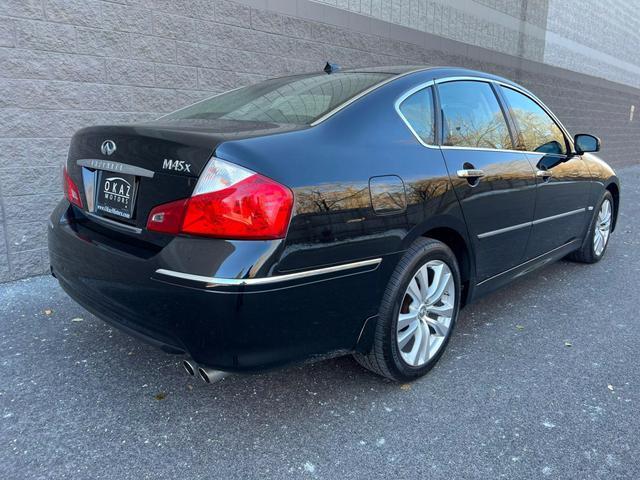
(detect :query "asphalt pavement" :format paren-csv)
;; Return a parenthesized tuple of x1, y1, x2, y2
(1, 165, 639, 480)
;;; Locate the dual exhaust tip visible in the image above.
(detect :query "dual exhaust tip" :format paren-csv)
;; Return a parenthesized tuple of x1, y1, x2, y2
(182, 360, 228, 384)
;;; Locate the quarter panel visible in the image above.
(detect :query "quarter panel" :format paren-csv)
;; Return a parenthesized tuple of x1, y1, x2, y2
(215, 72, 462, 275)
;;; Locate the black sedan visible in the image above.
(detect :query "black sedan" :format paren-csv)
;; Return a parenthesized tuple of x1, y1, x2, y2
(48, 65, 620, 382)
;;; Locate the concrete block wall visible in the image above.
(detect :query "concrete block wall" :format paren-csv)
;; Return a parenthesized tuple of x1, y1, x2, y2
(0, 0, 638, 282)
(543, 0, 640, 88)
(313, 0, 549, 61)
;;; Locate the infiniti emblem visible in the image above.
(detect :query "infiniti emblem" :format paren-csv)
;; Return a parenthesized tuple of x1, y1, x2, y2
(101, 140, 117, 156)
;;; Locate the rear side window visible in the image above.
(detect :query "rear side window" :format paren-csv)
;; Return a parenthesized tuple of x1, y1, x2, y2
(398, 87, 435, 144)
(162, 72, 392, 125)
(501, 87, 567, 155)
(438, 81, 513, 150)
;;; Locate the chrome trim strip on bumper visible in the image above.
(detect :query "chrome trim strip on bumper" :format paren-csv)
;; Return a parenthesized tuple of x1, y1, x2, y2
(77, 159, 155, 178)
(84, 212, 143, 234)
(477, 208, 586, 239)
(155, 258, 383, 287)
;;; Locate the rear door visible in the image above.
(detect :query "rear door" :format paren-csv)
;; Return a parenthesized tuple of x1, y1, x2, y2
(437, 80, 537, 281)
(499, 86, 591, 258)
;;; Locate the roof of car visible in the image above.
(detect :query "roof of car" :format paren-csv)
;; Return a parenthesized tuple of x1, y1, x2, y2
(346, 65, 521, 87)
(344, 65, 430, 74)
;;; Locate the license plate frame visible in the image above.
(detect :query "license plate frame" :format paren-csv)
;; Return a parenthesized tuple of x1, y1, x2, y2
(95, 171, 139, 220)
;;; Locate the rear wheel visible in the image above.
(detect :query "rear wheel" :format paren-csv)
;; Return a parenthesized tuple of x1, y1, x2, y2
(568, 191, 614, 263)
(354, 238, 461, 381)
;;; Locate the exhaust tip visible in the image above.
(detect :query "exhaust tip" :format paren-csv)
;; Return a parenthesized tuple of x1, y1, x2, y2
(198, 367, 227, 384)
(182, 360, 196, 376)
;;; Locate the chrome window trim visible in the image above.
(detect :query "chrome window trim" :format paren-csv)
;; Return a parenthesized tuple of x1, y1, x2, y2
(436, 77, 518, 151)
(393, 74, 574, 154)
(434, 76, 496, 85)
(493, 80, 575, 151)
(76, 159, 155, 178)
(155, 258, 382, 287)
(310, 68, 430, 126)
(393, 80, 438, 149)
(440, 145, 570, 156)
(477, 208, 586, 239)
(441, 145, 530, 154)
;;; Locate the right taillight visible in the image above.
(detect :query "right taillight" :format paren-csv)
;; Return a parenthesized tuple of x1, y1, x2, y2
(63, 166, 83, 209)
(147, 158, 293, 240)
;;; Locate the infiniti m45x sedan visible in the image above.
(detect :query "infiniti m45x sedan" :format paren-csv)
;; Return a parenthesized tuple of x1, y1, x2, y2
(49, 66, 620, 382)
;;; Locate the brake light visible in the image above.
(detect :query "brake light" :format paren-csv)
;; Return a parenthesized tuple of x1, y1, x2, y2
(147, 158, 293, 239)
(63, 166, 83, 208)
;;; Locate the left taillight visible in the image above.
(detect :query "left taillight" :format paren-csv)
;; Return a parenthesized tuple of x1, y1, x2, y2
(147, 158, 294, 240)
(63, 166, 83, 209)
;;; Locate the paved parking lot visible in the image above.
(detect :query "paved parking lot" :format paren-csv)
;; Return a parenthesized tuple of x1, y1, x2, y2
(1, 165, 639, 480)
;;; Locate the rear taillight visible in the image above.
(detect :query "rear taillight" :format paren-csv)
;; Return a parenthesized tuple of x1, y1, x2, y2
(63, 166, 83, 208)
(147, 158, 293, 240)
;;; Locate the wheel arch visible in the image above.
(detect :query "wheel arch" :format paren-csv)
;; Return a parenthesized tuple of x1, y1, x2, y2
(422, 227, 473, 306)
(403, 216, 475, 306)
(605, 180, 620, 232)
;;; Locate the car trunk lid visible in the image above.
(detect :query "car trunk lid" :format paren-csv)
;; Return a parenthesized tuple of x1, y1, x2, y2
(64, 119, 303, 237)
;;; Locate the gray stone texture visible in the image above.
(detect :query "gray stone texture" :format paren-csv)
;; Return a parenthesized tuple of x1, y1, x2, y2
(0, 0, 639, 282)
(545, 0, 640, 74)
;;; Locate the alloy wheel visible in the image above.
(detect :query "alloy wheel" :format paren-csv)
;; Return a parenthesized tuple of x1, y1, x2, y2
(593, 199, 612, 256)
(396, 260, 455, 367)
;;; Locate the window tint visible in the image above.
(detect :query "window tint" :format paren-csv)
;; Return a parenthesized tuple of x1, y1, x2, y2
(438, 81, 513, 150)
(162, 72, 392, 125)
(398, 87, 435, 144)
(502, 87, 567, 155)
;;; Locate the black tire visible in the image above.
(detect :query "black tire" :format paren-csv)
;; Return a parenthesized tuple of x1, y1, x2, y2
(354, 237, 461, 381)
(568, 191, 614, 264)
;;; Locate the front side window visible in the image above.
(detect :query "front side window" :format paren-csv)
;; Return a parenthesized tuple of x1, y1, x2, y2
(162, 72, 392, 125)
(438, 81, 513, 150)
(501, 87, 567, 155)
(398, 87, 435, 144)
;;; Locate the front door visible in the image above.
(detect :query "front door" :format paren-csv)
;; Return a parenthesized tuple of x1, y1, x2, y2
(499, 86, 592, 258)
(437, 80, 537, 281)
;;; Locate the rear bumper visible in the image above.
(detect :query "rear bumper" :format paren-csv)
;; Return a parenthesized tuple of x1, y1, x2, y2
(48, 201, 390, 372)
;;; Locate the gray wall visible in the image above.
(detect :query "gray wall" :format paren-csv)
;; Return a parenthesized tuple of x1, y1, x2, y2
(315, 0, 640, 89)
(0, 0, 639, 282)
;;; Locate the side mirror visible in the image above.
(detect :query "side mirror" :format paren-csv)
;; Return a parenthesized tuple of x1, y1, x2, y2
(574, 134, 600, 154)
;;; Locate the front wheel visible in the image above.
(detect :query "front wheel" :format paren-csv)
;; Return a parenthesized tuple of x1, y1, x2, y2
(354, 238, 461, 381)
(568, 191, 614, 264)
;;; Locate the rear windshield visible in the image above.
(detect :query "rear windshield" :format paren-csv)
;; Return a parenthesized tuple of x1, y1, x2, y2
(162, 72, 393, 125)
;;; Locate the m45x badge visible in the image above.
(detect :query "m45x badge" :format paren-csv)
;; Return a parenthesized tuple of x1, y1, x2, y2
(162, 159, 192, 173)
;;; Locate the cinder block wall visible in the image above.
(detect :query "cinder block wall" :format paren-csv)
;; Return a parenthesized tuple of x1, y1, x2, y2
(0, 0, 638, 282)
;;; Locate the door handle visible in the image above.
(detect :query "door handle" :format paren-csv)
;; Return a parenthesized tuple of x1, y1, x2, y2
(457, 169, 485, 179)
(536, 169, 553, 179)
